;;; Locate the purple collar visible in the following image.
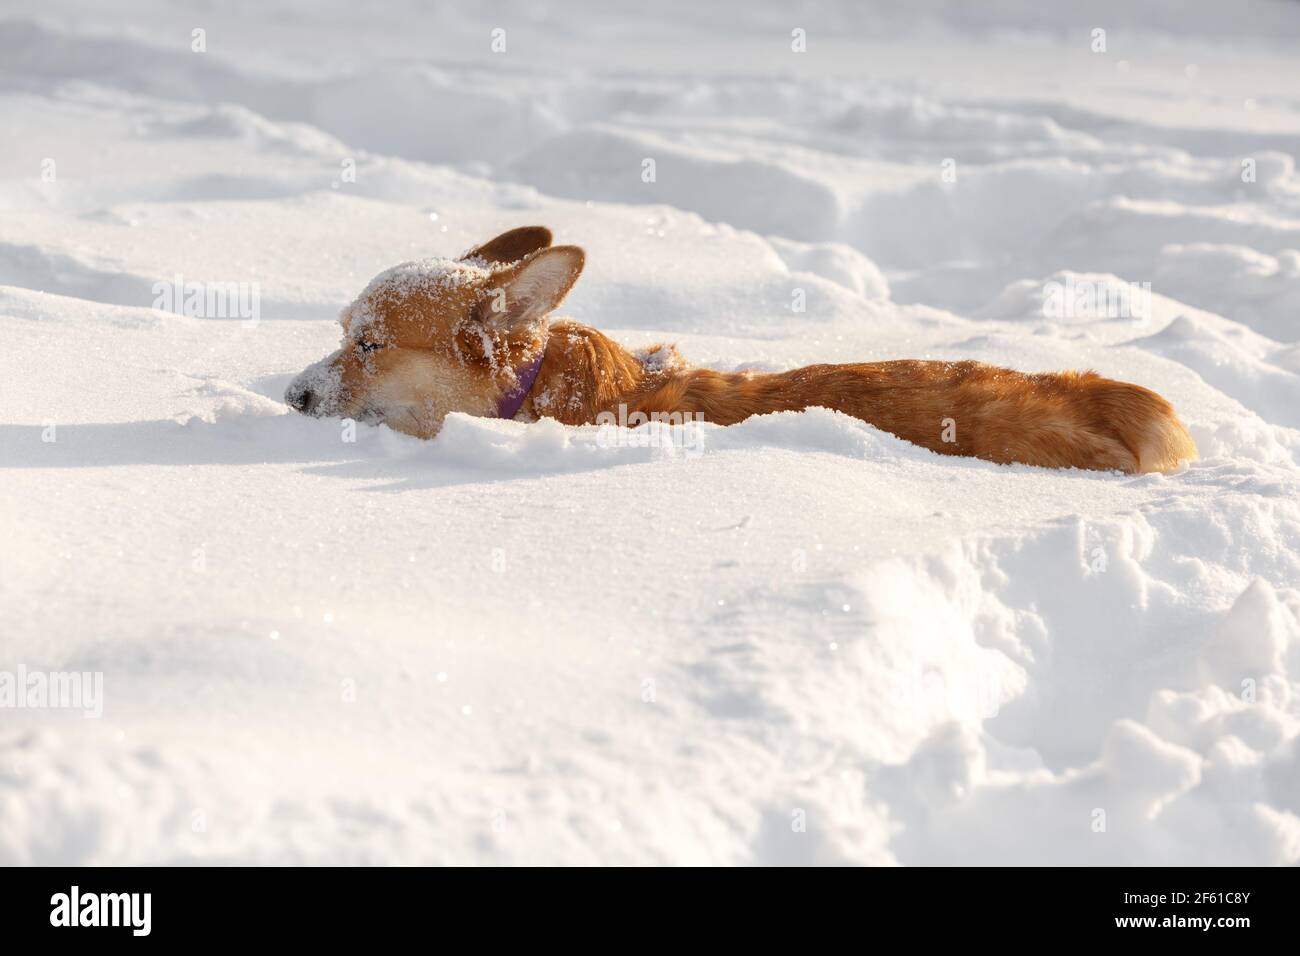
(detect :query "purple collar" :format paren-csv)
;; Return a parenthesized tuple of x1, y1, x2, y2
(496, 345, 546, 420)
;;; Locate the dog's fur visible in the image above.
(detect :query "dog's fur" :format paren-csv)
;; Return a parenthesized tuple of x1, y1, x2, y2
(286, 226, 1197, 473)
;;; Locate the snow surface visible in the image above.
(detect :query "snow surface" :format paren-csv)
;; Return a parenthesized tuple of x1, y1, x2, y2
(2, 1, 1300, 865)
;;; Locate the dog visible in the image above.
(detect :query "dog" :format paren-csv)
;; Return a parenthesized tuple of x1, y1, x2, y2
(285, 226, 1197, 473)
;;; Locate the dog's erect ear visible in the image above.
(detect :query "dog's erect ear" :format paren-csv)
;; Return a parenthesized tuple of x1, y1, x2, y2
(461, 226, 553, 265)
(477, 246, 584, 329)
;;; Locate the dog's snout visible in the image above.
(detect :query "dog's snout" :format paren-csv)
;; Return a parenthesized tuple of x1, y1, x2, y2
(285, 382, 319, 415)
(285, 355, 344, 418)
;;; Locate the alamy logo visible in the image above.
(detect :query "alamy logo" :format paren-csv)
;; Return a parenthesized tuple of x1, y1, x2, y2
(0, 665, 102, 718)
(152, 274, 261, 325)
(50, 886, 151, 936)
(1042, 275, 1151, 321)
(594, 403, 706, 457)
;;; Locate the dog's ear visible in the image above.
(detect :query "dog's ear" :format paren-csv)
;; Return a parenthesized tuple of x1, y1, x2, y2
(461, 226, 553, 265)
(477, 246, 584, 329)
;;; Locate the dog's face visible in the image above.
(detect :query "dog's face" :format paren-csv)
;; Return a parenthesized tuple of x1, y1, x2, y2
(285, 227, 583, 438)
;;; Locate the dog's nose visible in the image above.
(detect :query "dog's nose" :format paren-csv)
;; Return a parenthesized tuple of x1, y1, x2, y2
(285, 383, 318, 415)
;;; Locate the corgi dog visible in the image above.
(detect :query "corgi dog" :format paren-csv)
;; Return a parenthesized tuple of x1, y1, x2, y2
(286, 226, 1197, 473)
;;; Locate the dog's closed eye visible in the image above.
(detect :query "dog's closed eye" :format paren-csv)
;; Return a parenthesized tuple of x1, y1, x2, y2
(357, 341, 385, 354)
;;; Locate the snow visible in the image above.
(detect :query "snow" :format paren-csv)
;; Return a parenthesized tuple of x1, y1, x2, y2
(1, 0, 1299, 865)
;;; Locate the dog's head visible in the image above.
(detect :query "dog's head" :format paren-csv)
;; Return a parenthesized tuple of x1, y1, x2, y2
(285, 226, 583, 438)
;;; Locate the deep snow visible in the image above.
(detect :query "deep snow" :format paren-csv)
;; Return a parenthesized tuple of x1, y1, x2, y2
(1, 1, 1299, 865)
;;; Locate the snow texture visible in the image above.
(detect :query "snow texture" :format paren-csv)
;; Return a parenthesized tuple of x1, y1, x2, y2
(1, 0, 1299, 865)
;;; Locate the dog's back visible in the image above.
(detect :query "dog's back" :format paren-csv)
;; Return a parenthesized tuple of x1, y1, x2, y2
(625, 357, 1196, 473)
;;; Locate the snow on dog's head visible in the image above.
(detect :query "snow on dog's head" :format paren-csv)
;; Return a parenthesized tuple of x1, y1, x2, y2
(284, 226, 583, 438)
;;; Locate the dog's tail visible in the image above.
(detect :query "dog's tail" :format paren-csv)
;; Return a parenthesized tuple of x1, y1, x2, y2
(905, 364, 1200, 474)
(1089, 377, 1198, 473)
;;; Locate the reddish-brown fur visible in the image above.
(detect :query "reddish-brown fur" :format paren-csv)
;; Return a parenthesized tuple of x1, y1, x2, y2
(288, 226, 1198, 474)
